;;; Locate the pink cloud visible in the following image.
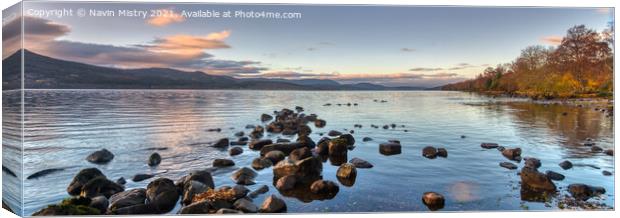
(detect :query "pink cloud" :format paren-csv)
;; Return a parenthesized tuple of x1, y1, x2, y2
(540, 35, 563, 45)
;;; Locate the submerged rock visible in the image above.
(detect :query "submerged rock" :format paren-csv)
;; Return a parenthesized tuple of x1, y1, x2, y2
(520, 167, 556, 192)
(591, 145, 603, 153)
(480, 143, 499, 149)
(499, 162, 518, 170)
(559, 160, 573, 170)
(422, 192, 445, 211)
(437, 148, 448, 158)
(328, 130, 343, 137)
(604, 149, 614, 156)
(261, 113, 273, 122)
(362, 137, 373, 142)
(148, 153, 162, 167)
(213, 138, 230, 147)
(545, 170, 565, 181)
(379, 141, 402, 155)
(602, 170, 612, 176)
(349, 157, 373, 168)
(314, 119, 326, 128)
(86, 149, 114, 164)
(132, 174, 154, 182)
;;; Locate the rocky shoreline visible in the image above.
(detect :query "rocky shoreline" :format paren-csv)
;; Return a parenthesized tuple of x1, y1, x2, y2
(28, 106, 614, 215)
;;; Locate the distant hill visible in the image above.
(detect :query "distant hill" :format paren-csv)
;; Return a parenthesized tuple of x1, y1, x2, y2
(2, 50, 426, 91)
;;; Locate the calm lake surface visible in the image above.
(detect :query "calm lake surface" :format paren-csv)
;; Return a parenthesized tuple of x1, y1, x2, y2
(2, 90, 614, 215)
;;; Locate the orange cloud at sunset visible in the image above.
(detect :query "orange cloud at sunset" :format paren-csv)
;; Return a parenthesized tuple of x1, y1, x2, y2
(142, 31, 232, 56)
(540, 35, 563, 45)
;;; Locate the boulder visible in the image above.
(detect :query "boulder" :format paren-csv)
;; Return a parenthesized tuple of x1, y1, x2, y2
(499, 162, 518, 170)
(148, 153, 161, 167)
(315, 138, 330, 155)
(230, 141, 248, 146)
(558, 160, 573, 170)
(602, 170, 612, 176)
(298, 125, 312, 136)
(289, 147, 312, 162)
(422, 146, 438, 159)
(232, 185, 250, 199)
(591, 145, 603, 152)
(310, 180, 339, 196)
(328, 130, 343, 137)
(276, 138, 291, 143)
(259, 195, 287, 213)
(272, 160, 300, 179)
(545, 170, 565, 181)
(296, 135, 316, 148)
(178, 201, 211, 214)
(520, 167, 556, 192)
(349, 157, 373, 168)
(213, 159, 235, 167)
(275, 175, 298, 191)
(501, 148, 522, 161)
(181, 180, 207, 205)
(231, 167, 257, 185)
(336, 163, 357, 187)
(362, 137, 373, 142)
(260, 143, 300, 156)
(249, 139, 273, 150)
(86, 149, 114, 164)
(89, 196, 109, 213)
(132, 174, 154, 182)
(604, 149, 614, 156)
(265, 150, 286, 164)
(261, 113, 273, 122)
(568, 183, 606, 201)
(234, 131, 244, 137)
(67, 168, 106, 196)
(229, 147, 243, 156)
(80, 176, 124, 198)
(437, 148, 448, 158)
(216, 208, 242, 214)
(185, 170, 215, 189)
(338, 134, 356, 147)
(314, 119, 326, 128)
(251, 157, 273, 170)
(524, 157, 541, 169)
(295, 156, 323, 178)
(480, 143, 499, 149)
(32, 197, 101, 216)
(108, 188, 147, 211)
(379, 142, 402, 155)
(248, 185, 269, 198)
(233, 198, 258, 213)
(116, 177, 126, 185)
(213, 138, 230, 147)
(145, 178, 179, 213)
(328, 138, 349, 156)
(422, 192, 445, 211)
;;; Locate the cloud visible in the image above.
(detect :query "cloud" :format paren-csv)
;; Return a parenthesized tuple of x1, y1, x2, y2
(139, 31, 231, 56)
(3, 16, 70, 58)
(540, 35, 562, 45)
(448, 63, 476, 70)
(595, 8, 611, 14)
(146, 9, 185, 27)
(241, 71, 338, 79)
(400, 48, 416, 52)
(410, 67, 444, 71)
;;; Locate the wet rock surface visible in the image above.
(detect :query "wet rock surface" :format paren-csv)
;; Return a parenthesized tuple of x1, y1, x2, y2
(86, 149, 114, 164)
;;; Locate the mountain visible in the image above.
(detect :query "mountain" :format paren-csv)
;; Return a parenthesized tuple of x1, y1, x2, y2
(2, 50, 426, 91)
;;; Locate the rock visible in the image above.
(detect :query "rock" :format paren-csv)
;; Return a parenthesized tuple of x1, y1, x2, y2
(146, 178, 179, 213)
(260, 143, 300, 156)
(328, 130, 342, 137)
(116, 177, 126, 185)
(349, 157, 373, 168)
(148, 153, 162, 166)
(132, 174, 154, 182)
(32, 197, 101, 215)
(422, 146, 438, 159)
(251, 157, 273, 170)
(178, 201, 211, 214)
(248, 185, 269, 198)
(233, 198, 257, 213)
(245, 124, 256, 129)
(315, 138, 330, 155)
(232, 185, 250, 199)
(559, 160, 573, 170)
(207, 128, 222, 132)
(520, 167, 556, 192)
(602, 170, 612, 176)
(261, 113, 273, 122)
(230, 141, 248, 146)
(273, 156, 322, 179)
(216, 208, 242, 214)
(584, 141, 595, 146)
(338, 134, 356, 147)
(234, 131, 244, 137)
(289, 147, 312, 162)
(239, 136, 250, 142)
(328, 138, 349, 156)
(310, 180, 339, 196)
(499, 162, 518, 170)
(108, 188, 147, 212)
(436, 148, 448, 158)
(27, 168, 65, 180)
(272, 160, 300, 179)
(314, 119, 326, 128)
(379, 142, 402, 155)
(213, 159, 235, 167)
(422, 192, 445, 211)
(480, 143, 499, 149)
(604, 149, 614, 156)
(231, 167, 257, 185)
(67, 168, 105, 196)
(249, 139, 273, 150)
(336, 163, 357, 186)
(229, 146, 243, 156)
(524, 157, 541, 169)
(89, 196, 109, 213)
(298, 125, 313, 136)
(213, 138, 230, 147)
(497, 146, 505, 151)
(591, 145, 603, 152)
(460, 135, 466, 139)
(568, 183, 606, 201)
(265, 150, 286, 164)
(296, 135, 316, 148)
(362, 137, 373, 142)
(185, 170, 215, 189)
(181, 180, 207, 205)
(86, 149, 114, 164)
(276, 138, 291, 143)
(80, 176, 124, 198)
(501, 148, 522, 161)
(275, 175, 298, 191)
(259, 195, 287, 213)
(545, 170, 565, 181)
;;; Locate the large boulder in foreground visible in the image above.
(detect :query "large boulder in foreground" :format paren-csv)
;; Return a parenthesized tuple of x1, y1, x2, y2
(336, 163, 357, 187)
(146, 178, 179, 213)
(86, 149, 114, 164)
(422, 192, 445, 211)
(80, 176, 124, 198)
(259, 195, 287, 213)
(273, 156, 322, 180)
(67, 168, 105, 196)
(108, 188, 147, 212)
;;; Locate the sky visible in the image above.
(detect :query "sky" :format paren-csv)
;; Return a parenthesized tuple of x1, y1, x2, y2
(2, 2, 614, 87)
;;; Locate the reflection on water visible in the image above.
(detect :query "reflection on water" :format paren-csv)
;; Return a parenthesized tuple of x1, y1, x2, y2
(3, 90, 613, 214)
(2, 90, 23, 216)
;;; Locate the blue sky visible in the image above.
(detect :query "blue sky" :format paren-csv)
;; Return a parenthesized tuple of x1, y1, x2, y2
(5, 2, 613, 87)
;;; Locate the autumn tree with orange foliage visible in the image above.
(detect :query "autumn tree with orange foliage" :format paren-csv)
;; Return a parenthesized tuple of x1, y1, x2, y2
(443, 25, 613, 99)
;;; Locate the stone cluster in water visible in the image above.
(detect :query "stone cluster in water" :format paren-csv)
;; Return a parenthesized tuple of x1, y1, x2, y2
(28, 103, 614, 215)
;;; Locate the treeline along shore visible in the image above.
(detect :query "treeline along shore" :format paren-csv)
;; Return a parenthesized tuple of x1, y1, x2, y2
(442, 25, 613, 100)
